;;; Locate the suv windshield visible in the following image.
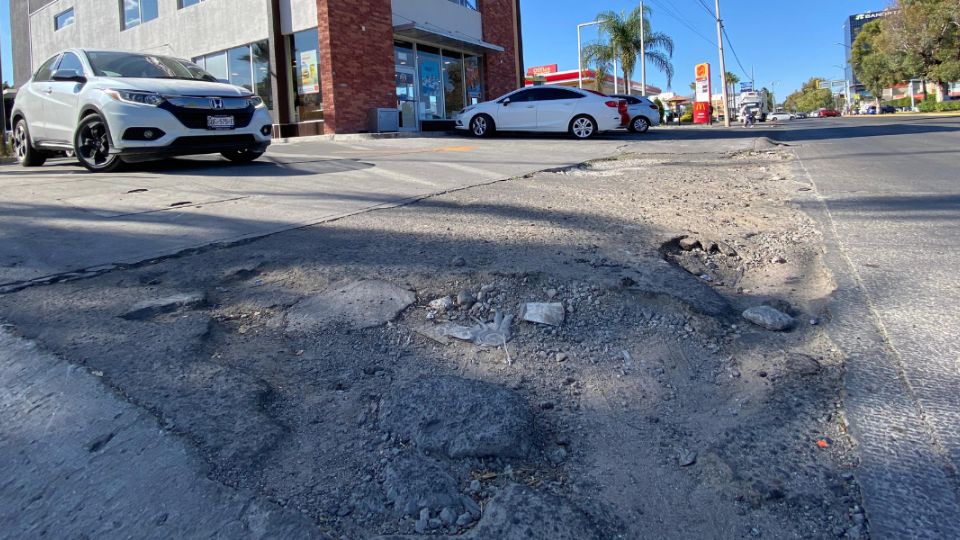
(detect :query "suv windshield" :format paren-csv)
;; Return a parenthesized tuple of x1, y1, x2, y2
(86, 51, 217, 81)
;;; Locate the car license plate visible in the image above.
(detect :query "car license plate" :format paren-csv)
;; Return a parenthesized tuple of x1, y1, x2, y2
(207, 116, 235, 130)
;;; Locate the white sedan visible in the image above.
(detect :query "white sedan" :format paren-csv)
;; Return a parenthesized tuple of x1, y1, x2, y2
(768, 111, 793, 122)
(610, 94, 662, 133)
(455, 87, 626, 139)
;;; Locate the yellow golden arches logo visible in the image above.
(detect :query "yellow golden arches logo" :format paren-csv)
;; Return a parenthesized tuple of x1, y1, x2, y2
(695, 63, 709, 80)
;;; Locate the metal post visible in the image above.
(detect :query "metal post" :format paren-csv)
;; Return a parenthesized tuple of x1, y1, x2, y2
(0, 36, 7, 149)
(714, 0, 730, 127)
(910, 79, 916, 111)
(577, 24, 583, 89)
(640, 0, 646, 96)
(613, 52, 619, 94)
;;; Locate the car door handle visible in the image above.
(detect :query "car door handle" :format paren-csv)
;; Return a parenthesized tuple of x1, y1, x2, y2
(525, 105, 535, 108)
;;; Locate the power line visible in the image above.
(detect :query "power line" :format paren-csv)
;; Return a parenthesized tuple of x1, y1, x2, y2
(644, 0, 716, 48)
(721, 26, 751, 81)
(693, 0, 714, 19)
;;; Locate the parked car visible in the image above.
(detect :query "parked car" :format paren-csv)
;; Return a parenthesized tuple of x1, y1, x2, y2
(455, 86, 627, 139)
(864, 105, 877, 115)
(10, 48, 272, 172)
(880, 105, 896, 114)
(793, 112, 807, 119)
(609, 94, 661, 133)
(768, 111, 793, 122)
(817, 108, 841, 118)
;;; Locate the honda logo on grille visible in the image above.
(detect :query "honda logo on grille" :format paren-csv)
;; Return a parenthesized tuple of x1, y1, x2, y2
(211, 98, 224, 109)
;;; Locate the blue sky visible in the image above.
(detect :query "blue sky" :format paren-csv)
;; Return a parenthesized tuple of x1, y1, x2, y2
(2, 0, 886, 97)
(520, 0, 887, 98)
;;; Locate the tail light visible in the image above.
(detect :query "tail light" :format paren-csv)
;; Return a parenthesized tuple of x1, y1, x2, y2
(650, 104, 659, 110)
(604, 100, 619, 108)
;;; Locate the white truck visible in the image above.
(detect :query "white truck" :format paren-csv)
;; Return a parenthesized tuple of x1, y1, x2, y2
(736, 90, 770, 122)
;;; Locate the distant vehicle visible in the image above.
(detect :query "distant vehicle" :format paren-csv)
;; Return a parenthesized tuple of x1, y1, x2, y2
(817, 108, 841, 118)
(793, 112, 807, 119)
(864, 105, 878, 115)
(880, 105, 896, 114)
(609, 94, 661, 133)
(456, 86, 627, 139)
(736, 89, 769, 122)
(768, 111, 793, 122)
(10, 48, 272, 172)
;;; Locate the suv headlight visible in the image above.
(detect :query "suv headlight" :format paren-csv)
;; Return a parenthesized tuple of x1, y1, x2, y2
(105, 89, 166, 106)
(248, 96, 265, 109)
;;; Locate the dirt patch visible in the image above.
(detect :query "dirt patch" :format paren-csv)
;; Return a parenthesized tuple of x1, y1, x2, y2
(0, 145, 862, 538)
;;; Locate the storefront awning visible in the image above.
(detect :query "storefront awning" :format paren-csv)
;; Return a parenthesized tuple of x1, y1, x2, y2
(393, 23, 505, 55)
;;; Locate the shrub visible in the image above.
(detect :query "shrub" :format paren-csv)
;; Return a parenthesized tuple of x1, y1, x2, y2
(653, 97, 666, 123)
(679, 109, 693, 123)
(918, 100, 960, 112)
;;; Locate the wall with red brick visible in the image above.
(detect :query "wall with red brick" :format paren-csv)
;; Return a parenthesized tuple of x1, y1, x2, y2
(316, 0, 396, 133)
(479, 0, 522, 100)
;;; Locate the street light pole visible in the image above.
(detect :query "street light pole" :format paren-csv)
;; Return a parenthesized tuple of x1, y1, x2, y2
(639, 0, 646, 96)
(577, 20, 607, 90)
(0, 37, 7, 149)
(714, 0, 730, 127)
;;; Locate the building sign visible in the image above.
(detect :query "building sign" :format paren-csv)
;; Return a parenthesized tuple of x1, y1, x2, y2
(740, 82, 753, 92)
(694, 62, 711, 124)
(854, 11, 887, 21)
(299, 50, 320, 95)
(526, 64, 558, 76)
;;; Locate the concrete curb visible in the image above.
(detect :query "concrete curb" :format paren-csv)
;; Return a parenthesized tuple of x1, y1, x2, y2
(273, 130, 457, 145)
(789, 150, 960, 539)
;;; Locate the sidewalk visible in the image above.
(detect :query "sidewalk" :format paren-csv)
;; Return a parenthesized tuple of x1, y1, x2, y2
(0, 327, 322, 539)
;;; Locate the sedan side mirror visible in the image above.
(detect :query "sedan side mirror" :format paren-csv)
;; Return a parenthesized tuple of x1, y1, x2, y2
(500, 97, 511, 106)
(52, 69, 86, 83)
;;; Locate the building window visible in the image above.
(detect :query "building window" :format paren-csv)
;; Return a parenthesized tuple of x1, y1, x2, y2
(417, 46, 443, 120)
(192, 41, 273, 113)
(290, 28, 322, 122)
(179, 0, 203, 8)
(54, 8, 75, 31)
(448, 0, 478, 10)
(122, 0, 158, 30)
(465, 55, 483, 106)
(442, 52, 465, 118)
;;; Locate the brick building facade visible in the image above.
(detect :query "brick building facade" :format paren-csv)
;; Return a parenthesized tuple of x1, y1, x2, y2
(9, 0, 524, 136)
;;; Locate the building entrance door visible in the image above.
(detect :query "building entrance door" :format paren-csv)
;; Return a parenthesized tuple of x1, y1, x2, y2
(396, 67, 418, 131)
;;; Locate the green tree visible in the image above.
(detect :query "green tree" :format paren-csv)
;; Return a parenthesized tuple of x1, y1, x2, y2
(581, 45, 614, 93)
(783, 78, 834, 112)
(881, 0, 960, 101)
(852, 20, 900, 108)
(583, 4, 674, 94)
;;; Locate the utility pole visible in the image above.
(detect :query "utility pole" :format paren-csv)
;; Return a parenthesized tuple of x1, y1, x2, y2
(639, 0, 646, 96)
(0, 36, 7, 149)
(714, 0, 730, 127)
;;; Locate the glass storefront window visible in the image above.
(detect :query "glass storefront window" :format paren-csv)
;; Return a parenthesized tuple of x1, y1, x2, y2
(465, 55, 483, 106)
(252, 41, 273, 112)
(228, 47, 253, 92)
(395, 41, 414, 68)
(290, 28, 323, 122)
(417, 46, 443, 121)
(442, 52, 464, 118)
(203, 52, 228, 82)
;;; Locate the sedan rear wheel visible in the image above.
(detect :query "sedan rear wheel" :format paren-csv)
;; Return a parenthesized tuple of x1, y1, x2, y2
(570, 115, 597, 139)
(630, 116, 651, 133)
(12, 119, 46, 167)
(75, 114, 124, 172)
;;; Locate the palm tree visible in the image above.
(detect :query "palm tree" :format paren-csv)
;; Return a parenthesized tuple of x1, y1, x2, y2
(585, 4, 674, 95)
(581, 43, 614, 92)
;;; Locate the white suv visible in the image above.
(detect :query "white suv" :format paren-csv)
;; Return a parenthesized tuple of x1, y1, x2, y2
(609, 94, 662, 133)
(10, 49, 272, 172)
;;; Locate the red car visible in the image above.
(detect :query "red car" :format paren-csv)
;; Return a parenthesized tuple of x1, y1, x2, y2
(817, 108, 841, 117)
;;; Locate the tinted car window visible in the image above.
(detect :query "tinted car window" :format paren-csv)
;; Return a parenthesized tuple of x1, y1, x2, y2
(87, 51, 217, 81)
(33, 55, 61, 82)
(56, 52, 84, 75)
(541, 88, 585, 100)
(507, 89, 547, 103)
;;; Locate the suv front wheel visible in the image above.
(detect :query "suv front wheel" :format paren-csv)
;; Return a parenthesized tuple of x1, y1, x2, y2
(221, 149, 265, 163)
(74, 113, 124, 172)
(12, 118, 47, 167)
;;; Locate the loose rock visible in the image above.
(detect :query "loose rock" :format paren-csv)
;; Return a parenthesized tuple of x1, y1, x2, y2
(521, 303, 565, 326)
(742, 306, 795, 331)
(383, 453, 462, 517)
(679, 237, 701, 251)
